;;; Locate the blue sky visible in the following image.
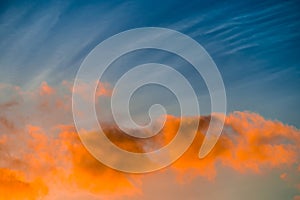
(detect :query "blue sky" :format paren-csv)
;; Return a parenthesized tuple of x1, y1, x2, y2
(0, 0, 299, 127)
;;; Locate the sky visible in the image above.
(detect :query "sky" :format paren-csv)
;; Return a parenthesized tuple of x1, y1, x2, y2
(0, 0, 300, 200)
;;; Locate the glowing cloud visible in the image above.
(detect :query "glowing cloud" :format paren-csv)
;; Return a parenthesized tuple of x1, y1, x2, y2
(0, 82, 299, 199)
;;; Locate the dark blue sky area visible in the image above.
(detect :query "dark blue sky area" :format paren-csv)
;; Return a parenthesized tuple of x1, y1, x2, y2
(0, 0, 299, 127)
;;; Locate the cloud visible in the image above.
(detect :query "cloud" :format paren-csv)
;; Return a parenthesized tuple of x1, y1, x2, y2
(0, 116, 15, 131)
(294, 196, 300, 200)
(156, 112, 300, 183)
(220, 111, 300, 172)
(57, 125, 140, 195)
(39, 82, 55, 96)
(0, 82, 299, 199)
(96, 81, 112, 97)
(280, 172, 288, 181)
(0, 168, 48, 200)
(0, 124, 140, 199)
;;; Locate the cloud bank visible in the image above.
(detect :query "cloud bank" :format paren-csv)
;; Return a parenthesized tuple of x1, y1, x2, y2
(0, 82, 299, 199)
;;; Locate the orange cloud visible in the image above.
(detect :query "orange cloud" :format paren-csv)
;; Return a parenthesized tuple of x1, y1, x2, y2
(280, 172, 288, 181)
(0, 124, 140, 199)
(0, 168, 48, 200)
(70, 80, 112, 101)
(220, 112, 300, 173)
(294, 196, 300, 200)
(39, 82, 55, 96)
(0, 82, 299, 199)
(157, 112, 300, 182)
(57, 125, 140, 195)
(96, 81, 112, 97)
